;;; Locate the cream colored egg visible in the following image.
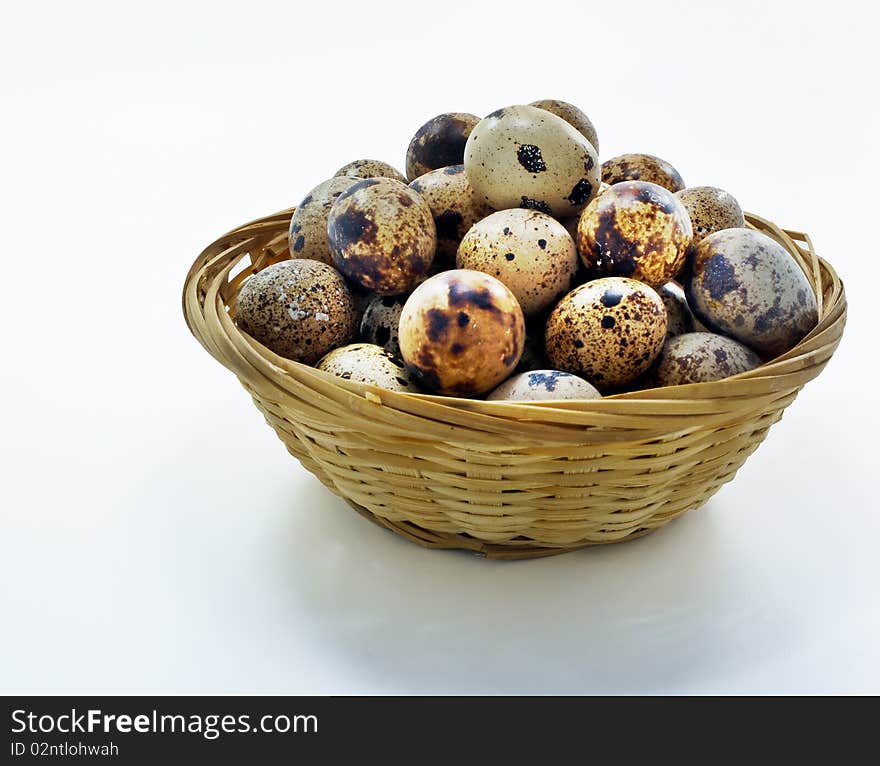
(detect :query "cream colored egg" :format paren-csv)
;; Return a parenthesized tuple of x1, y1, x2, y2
(530, 99, 599, 153)
(674, 186, 745, 242)
(487, 370, 601, 401)
(653, 332, 761, 386)
(334, 159, 406, 182)
(601, 153, 685, 192)
(288, 176, 358, 265)
(316, 343, 421, 392)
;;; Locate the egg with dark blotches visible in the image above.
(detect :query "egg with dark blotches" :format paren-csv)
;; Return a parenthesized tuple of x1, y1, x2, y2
(235, 259, 357, 364)
(334, 159, 406, 182)
(327, 178, 436, 295)
(684, 228, 818, 357)
(657, 282, 696, 337)
(398, 270, 525, 396)
(602, 153, 685, 193)
(288, 177, 357, 264)
(577, 181, 693, 287)
(487, 370, 601, 401)
(406, 113, 480, 181)
(456, 208, 579, 316)
(675, 186, 745, 242)
(464, 105, 600, 218)
(316, 343, 421, 392)
(359, 294, 406, 359)
(545, 277, 668, 390)
(652, 332, 761, 386)
(529, 99, 599, 153)
(409, 165, 494, 267)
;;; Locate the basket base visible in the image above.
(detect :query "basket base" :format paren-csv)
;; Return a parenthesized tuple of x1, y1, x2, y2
(343, 500, 663, 560)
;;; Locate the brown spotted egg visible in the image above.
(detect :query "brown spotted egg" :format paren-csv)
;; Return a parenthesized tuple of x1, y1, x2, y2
(487, 370, 601, 401)
(657, 282, 696, 337)
(530, 99, 599, 153)
(652, 332, 761, 386)
(684, 228, 818, 357)
(327, 178, 436, 295)
(577, 181, 693, 287)
(235, 259, 357, 364)
(674, 186, 745, 242)
(399, 269, 525, 396)
(288, 176, 357, 264)
(359, 294, 406, 359)
(545, 277, 668, 390)
(409, 165, 494, 267)
(316, 343, 421, 392)
(464, 105, 600, 218)
(406, 113, 481, 181)
(601, 153, 685, 192)
(334, 159, 406, 182)
(456, 208, 579, 317)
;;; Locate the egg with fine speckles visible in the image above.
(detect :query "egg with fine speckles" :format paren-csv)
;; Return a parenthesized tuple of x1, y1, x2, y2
(675, 186, 745, 242)
(327, 178, 437, 295)
(652, 332, 761, 386)
(529, 99, 599, 153)
(456, 208, 579, 316)
(577, 181, 693, 287)
(334, 159, 406, 182)
(545, 277, 668, 390)
(316, 343, 421, 392)
(359, 294, 407, 359)
(464, 105, 600, 218)
(657, 282, 696, 337)
(288, 176, 358, 264)
(235, 259, 357, 364)
(399, 270, 525, 396)
(487, 370, 601, 401)
(684, 228, 818, 357)
(409, 165, 494, 267)
(602, 153, 685, 192)
(406, 113, 481, 181)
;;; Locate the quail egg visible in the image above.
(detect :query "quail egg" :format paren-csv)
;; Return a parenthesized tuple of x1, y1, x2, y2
(545, 277, 668, 390)
(316, 342, 421, 392)
(683, 228, 818, 357)
(399, 269, 525, 396)
(514, 332, 550, 373)
(487, 370, 601, 401)
(235, 259, 357, 364)
(674, 186, 745, 242)
(530, 99, 599, 153)
(464, 105, 600, 218)
(334, 159, 406, 182)
(577, 181, 693, 287)
(657, 282, 696, 337)
(288, 176, 357, 264)
(409, 165, 494, 267)
(652, 332, 761, 386)
(327, 178, 437, 295)
(406, 113, 481, 181)
(359, 294, 407, 359)
(601, 153, 685, 192)
(456, 208, 579, 316)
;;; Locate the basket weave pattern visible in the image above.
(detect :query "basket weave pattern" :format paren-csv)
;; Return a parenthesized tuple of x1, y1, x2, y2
(183, 210, 846, 559)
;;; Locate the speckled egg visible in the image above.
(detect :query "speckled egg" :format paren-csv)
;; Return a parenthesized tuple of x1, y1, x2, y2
(334, 159, 406, 182)
(406, 113, 481, 181)
(398, 269, 525, 396)
(288, 176, 357, 264)
(456, 208, 579, 316)
(464, 105, 600, 218)
(409, 165, 494, 267)
(530, 99, 599, 153)
(545, 277, 668, 390)
(652, 332, 761, 386)
(658, 282, 696, 337)
(327, 178, 436, 295)
(359, 294, 406, 359)
(601, 153, 685, 192)
(674, 186, 745, 242)
(316, 343, 421, 392)
(487, 370, 601, 401)
(236, 259, 357, 364)
(577, 181, 693, 287)
(684, 228, 818, 357)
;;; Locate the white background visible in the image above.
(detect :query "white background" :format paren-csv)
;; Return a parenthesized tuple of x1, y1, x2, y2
(2, 0, 877, 694)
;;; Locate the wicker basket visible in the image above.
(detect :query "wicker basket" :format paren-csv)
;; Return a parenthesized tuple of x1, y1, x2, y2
(182, 209, 846, 559)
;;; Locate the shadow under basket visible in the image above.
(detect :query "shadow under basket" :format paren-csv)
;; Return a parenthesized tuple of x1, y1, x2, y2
(183, 210, 846, 560)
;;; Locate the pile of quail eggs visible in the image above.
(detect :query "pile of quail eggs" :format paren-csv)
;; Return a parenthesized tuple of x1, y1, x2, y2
(235, 100, 819, 402)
